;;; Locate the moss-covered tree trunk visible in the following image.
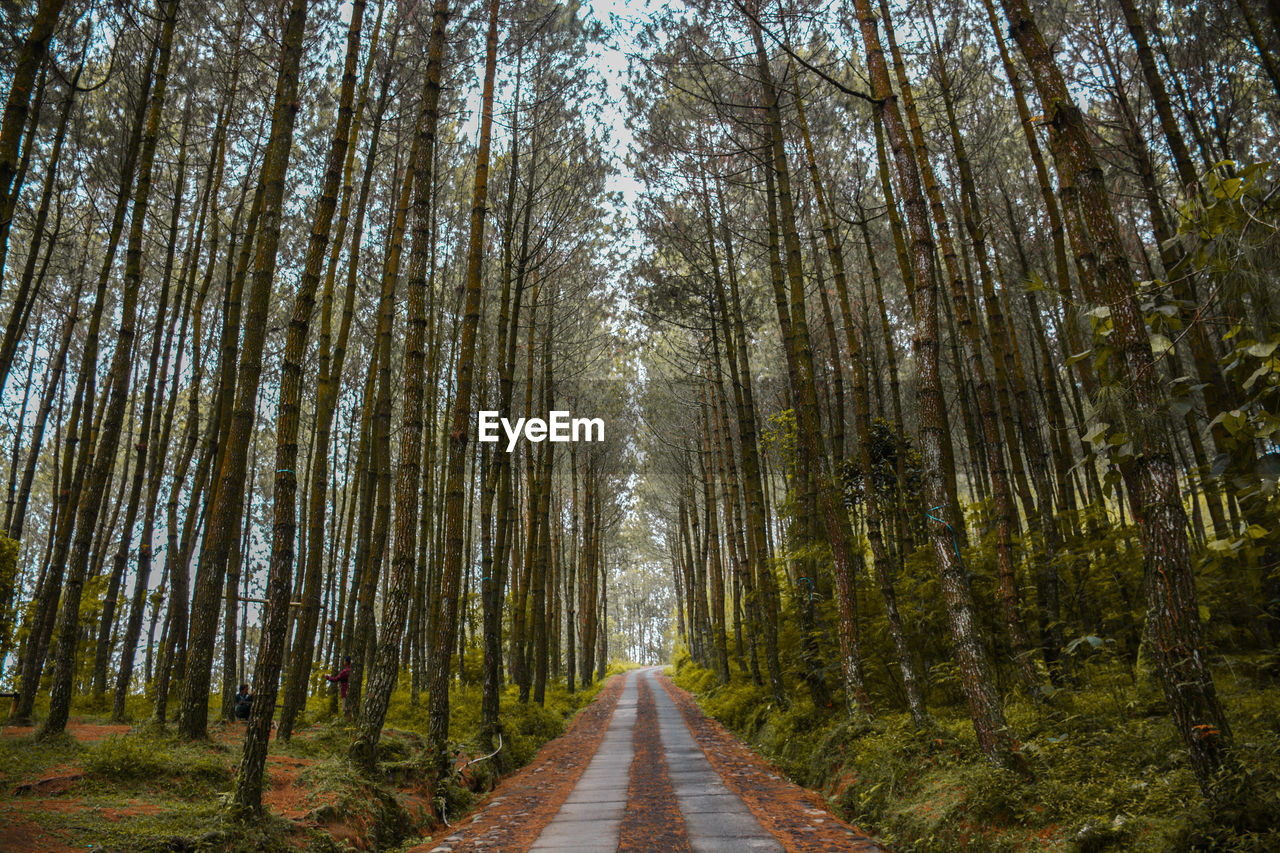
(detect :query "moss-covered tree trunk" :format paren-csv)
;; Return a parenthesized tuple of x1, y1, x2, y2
(177, 0, 311, 735)
(224, 0, 314, 811)
(750, 11, 870, 716)
(91, 107, 190, 701)
(275, 0, 370, 743)
(0, 0, 68, 280)
(711, 171, 785, 705)
(348, 0, 449, 769)
(998, 0, 1241, 803)
(8, 33, 157, 728)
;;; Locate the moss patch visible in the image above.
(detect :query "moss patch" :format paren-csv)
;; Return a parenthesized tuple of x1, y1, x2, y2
(671, 651, 1280, 852)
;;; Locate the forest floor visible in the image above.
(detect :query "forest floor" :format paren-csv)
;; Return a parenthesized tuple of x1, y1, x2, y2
(1, 718, 431, 852)
(0, 671, 615, 852)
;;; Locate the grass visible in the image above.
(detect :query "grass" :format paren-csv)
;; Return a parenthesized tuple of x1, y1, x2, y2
(670, 649, 1280, 852)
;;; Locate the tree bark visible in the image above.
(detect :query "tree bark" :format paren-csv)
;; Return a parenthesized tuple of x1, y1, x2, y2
(274, 0, 371, 742)
(749, 12, 870, 716)
(998, 0, 1239, 800)
(426, 0, 497, 768)
(348, 0, 448, 768)
(178, 0, 314, 739)
(0, 0, 68, 277)
(226, 0, 315, 812)
(850, 0, 1024, 770)
(38, 0, 180, 739)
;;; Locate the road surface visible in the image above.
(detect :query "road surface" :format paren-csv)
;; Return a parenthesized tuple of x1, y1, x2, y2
(419, 667, 882, 852)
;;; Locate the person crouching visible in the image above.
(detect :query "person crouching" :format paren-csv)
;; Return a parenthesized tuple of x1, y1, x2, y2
(234, 684, 253, 721)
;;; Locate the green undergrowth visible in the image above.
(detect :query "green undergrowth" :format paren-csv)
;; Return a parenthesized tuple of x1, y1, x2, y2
(670, 650, 1280, 852)
(83, 730, 235, 792)
(0, 728, 289, 852)
(0, 666, 626, 852)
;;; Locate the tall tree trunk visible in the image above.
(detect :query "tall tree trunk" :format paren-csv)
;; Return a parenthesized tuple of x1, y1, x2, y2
(275, 0, 372, 742)
(348, 0, 448, 768)
(0, 53, 80, 403)
(749, 12, 869, 716)
(92, 106, 191, 700)
(226, 0, 315, 811)
(481, 53, 527, 744)
(426, 0, 496, 768)
(700, 402, 730, 684)
(712, 172, 785, 704)
(790, 85, 927, 723)
(850, 0, 1024, 770)
(532, 316, 555, 706)
(879, 0, 1042, 692)
(5, 270, 81, 545)
(9, 34, 157, 728)
(38, 0, 180, 739)
(178, 0, 312, 739)
(998, 0, 1240, 801)
(0, 0, 68, 277)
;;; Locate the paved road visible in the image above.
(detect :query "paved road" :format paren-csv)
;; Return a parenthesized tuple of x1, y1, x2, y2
(532, 667, 781, 851)
(528, 670, 639, 850)
(424, 667, 881, 852)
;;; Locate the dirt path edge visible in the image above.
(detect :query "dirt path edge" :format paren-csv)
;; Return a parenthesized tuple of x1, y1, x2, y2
(408, 671, 629, 852)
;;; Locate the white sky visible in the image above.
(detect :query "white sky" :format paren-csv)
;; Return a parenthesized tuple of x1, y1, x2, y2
(584, 0, 646, 211)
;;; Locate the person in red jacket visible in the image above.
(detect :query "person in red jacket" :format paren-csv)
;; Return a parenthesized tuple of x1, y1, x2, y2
(326, 656, 352, 718)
